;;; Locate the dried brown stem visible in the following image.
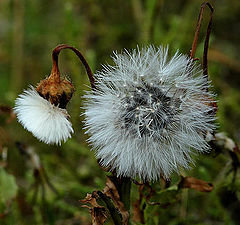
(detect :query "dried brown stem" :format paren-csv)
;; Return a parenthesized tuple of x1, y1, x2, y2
(190, 2, 214, 75)
(202, 3, 214, 75)
(51, 44, 96, 89)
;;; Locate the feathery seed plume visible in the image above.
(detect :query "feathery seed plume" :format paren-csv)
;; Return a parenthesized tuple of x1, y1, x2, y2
(14, 44, 94, 145)
(84, 46, 216, 181)
(14, 86, 73, 145)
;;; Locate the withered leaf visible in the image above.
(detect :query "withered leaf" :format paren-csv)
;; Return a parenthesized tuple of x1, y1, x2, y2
(103, 177, 129, 225)
(80, 193, 107, 225)
(179, 176, 213, 192)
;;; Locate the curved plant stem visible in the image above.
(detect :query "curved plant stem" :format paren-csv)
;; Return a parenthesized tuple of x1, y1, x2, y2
(51, 44, 96, 89)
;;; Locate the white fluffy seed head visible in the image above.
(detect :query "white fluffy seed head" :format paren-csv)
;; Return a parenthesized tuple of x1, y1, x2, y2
(83, 46, 216, 181)
(14, 86, 73, 145)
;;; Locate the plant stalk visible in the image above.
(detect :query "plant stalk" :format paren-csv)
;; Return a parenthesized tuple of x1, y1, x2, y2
(119, 177, 132, 212)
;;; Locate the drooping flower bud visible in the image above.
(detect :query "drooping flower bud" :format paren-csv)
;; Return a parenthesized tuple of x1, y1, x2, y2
(36, 54, 75, 109)
(14, 44, 94, 145)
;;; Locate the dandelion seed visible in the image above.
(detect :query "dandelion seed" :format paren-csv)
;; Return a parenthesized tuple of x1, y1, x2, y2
(83, 46, 216, 181)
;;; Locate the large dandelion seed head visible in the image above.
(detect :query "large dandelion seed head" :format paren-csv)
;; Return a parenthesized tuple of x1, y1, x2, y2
(84, 46, 216, 181)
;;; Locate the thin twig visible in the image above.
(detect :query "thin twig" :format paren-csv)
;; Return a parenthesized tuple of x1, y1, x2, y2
(190, 2, 214, 76)
(202, 3, 214, 75)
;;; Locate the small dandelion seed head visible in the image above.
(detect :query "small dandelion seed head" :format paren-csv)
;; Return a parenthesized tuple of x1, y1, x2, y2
(83, 45, 216, 181)
(14, 86, 73, 145)
(14, 49, 75, 145)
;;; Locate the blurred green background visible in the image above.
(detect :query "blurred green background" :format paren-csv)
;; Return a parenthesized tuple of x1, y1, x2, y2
(0, 0, 240, 224)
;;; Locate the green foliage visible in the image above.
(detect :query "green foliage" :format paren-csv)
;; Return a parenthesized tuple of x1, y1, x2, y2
(0, 0, 240, 224)
(0, 168, 18, 212)
(149, 185, 179, 205)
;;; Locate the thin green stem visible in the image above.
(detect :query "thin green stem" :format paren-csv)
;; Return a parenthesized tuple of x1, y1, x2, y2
(119, 177, 132, 212)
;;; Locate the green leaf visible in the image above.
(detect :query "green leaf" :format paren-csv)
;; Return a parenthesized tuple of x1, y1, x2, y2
(0, 168, 18, 204)
(149, 185, 180, 205)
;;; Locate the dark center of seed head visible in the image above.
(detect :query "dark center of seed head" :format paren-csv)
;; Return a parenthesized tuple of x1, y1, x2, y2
(119, 83, 181, 139)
